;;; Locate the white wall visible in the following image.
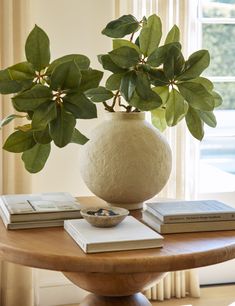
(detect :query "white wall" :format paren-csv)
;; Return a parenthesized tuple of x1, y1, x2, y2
(29, 0, 115, 196)
(28, 1, 116, 305)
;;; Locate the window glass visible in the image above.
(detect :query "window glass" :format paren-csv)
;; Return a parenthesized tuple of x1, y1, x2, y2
(213, 82, 235, 109)
(202, 0, 235, 18)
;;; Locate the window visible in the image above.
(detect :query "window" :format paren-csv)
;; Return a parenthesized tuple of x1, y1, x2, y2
(198, 0, 235, 195)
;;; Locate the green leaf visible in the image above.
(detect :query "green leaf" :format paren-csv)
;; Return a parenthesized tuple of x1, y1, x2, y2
(47, 54, 90, 75)
(71, 128, 89, 145)
(79, 69, 103, 92)
(186, 77, 214, 91)
(146, 42, 181, 67)
(120, 71, 137, 101)
(85, 86, 113, 102)
(198, 110, 217, 128)
(49, 107, 76, 148)
(185, 106, 204, 140)
(32, 101, 57, 131)
(12, 84, 53, 111)
(33, 126, 51, 144)
(0, 69, 27, 94)
(0, 114, 26, 129)
(148, 69, 169, 86)
(163, 45, 185, 79)
(129, 91, 161, 111)
(212, 91, 223, 107)
(151, 108, 167, 132)
(109, 46, 140, 69)
(25, 25, 50, 71)
(139, 14, 162, 56)
(98, 54, 127, 73)
(105, 73, 123, 90)
(152, 86, 169, 103)
(102, 14, 139, 38)
(177, 82, 214, 111)
(165, 89, 188, 126)
(3, 130, 35, 153)
(50, 60, 81, 90)
(64, 93, 97, 119)
(22, 143, 51, 173)
(177, 50, 210, 81)
(165, 25, 180, 44)
(113, 39, 141, 54)
(8, 62, 35, 80)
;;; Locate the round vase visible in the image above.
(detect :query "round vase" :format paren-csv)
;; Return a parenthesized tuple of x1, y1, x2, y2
(80, 112, 172, 210)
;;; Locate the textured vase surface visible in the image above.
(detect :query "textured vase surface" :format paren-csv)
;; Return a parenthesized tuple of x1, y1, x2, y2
(80, 112, 172, 209)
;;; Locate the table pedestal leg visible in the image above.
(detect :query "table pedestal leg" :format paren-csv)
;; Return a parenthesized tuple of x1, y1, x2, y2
(80, 292, 152, 306)
(63, 271, 167, 306)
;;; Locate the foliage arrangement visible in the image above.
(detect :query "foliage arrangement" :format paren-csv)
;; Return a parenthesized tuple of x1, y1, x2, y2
(0, 14, 222, 173)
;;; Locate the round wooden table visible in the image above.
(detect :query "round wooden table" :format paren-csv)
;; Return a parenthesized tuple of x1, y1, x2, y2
(0, 197, 235, 306)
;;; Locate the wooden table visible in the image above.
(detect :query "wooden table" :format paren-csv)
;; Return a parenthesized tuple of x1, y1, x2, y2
(0, 197, 235, 306)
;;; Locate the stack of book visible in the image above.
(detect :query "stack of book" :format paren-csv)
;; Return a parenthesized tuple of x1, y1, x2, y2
(0, 192, 81, 229)
(64, 216, 164, 253)
(142, 200, 235, 234)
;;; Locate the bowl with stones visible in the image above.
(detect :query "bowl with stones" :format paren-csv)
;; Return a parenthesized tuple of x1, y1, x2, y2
(80, 207, 129, 227)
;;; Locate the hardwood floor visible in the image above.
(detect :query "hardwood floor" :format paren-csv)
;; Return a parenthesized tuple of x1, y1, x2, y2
(152, 285, 235, 306)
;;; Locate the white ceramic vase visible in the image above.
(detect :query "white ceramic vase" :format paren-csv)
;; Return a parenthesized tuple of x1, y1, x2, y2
(80, 112, 172, 210)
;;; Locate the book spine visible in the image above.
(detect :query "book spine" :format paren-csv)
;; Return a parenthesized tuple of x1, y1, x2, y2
(146, 207, 235, 224)
(64, 222, 87, 253)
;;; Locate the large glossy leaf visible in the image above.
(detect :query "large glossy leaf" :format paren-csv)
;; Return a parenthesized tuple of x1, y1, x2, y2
(198, 110, 217, 128)
(120, 71, 137, 101)
(129, 91, 161, 111)
(98, 54, 127, 73)
(212, 91, 223, 107)
(177, 82, 214, 111)
(33, 126, 51, 144)
(102, 14, 139, 38)
(71, 128, 89, 145)
(105, 73, 123, 90)
(3, 130, 35, 153)
(177, 50, 210, 81)
(22, 143, 51, 173)
(12, 84, 53, 111)
(187, 77, 214, 91)
(163, 45, 185, 79)
(50, 60, 81, 90)
(79, 69, 103, 92)
(109, 46, 140, 69)
(64, 93, 97, 119)
(0, 69, 28, 94)
(165, 89, 188, 126)
(49, 107, 76, 147)
(8, 62, 35, 80)
(85, 86, 114, 102)
(164, 25, 180, 44)
(0, 114, 25, 129)
(25, 25, 50, 71)
(113, 39, 141, 54)
(139, 14, 162, 56)
(146, 42, 181, 67)
(47, 54, 90, 75)
(152, 86, 169, 103)
(151, 108, 167, 132)
(32, 101, 57, 130)
(149, 69, 169, 86)
(185, 106, 204, 140)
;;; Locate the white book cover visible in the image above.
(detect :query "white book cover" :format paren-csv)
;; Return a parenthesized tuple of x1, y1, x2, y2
(145, 200, 235, 223)
(0, 192, 81, 223)
(64, 216, 163, 253)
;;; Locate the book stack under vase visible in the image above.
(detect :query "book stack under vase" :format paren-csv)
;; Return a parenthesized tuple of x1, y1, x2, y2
(142, 200, 235, 234)
(0, 192, 81, 229)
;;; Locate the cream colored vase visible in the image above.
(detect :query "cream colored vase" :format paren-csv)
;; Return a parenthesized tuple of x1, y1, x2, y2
(80, 112, 172, 210)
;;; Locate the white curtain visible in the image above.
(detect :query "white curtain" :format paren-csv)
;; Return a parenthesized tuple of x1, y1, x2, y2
(0, 0, 34, 305)
(117, 0, 201, 301)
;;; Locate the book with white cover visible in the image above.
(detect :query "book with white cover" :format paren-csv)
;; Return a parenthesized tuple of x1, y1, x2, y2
(64, 216, 164, 253)
(145, 200, 235, 223)
(0, 192, 81, 223)
(142, 211, 235, 234)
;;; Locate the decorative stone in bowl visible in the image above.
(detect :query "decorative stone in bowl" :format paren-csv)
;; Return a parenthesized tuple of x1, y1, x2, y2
(80, 206, 129, 228)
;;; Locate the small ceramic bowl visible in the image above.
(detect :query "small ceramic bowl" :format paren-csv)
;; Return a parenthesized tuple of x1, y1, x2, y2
(80, 206, 129, 228)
